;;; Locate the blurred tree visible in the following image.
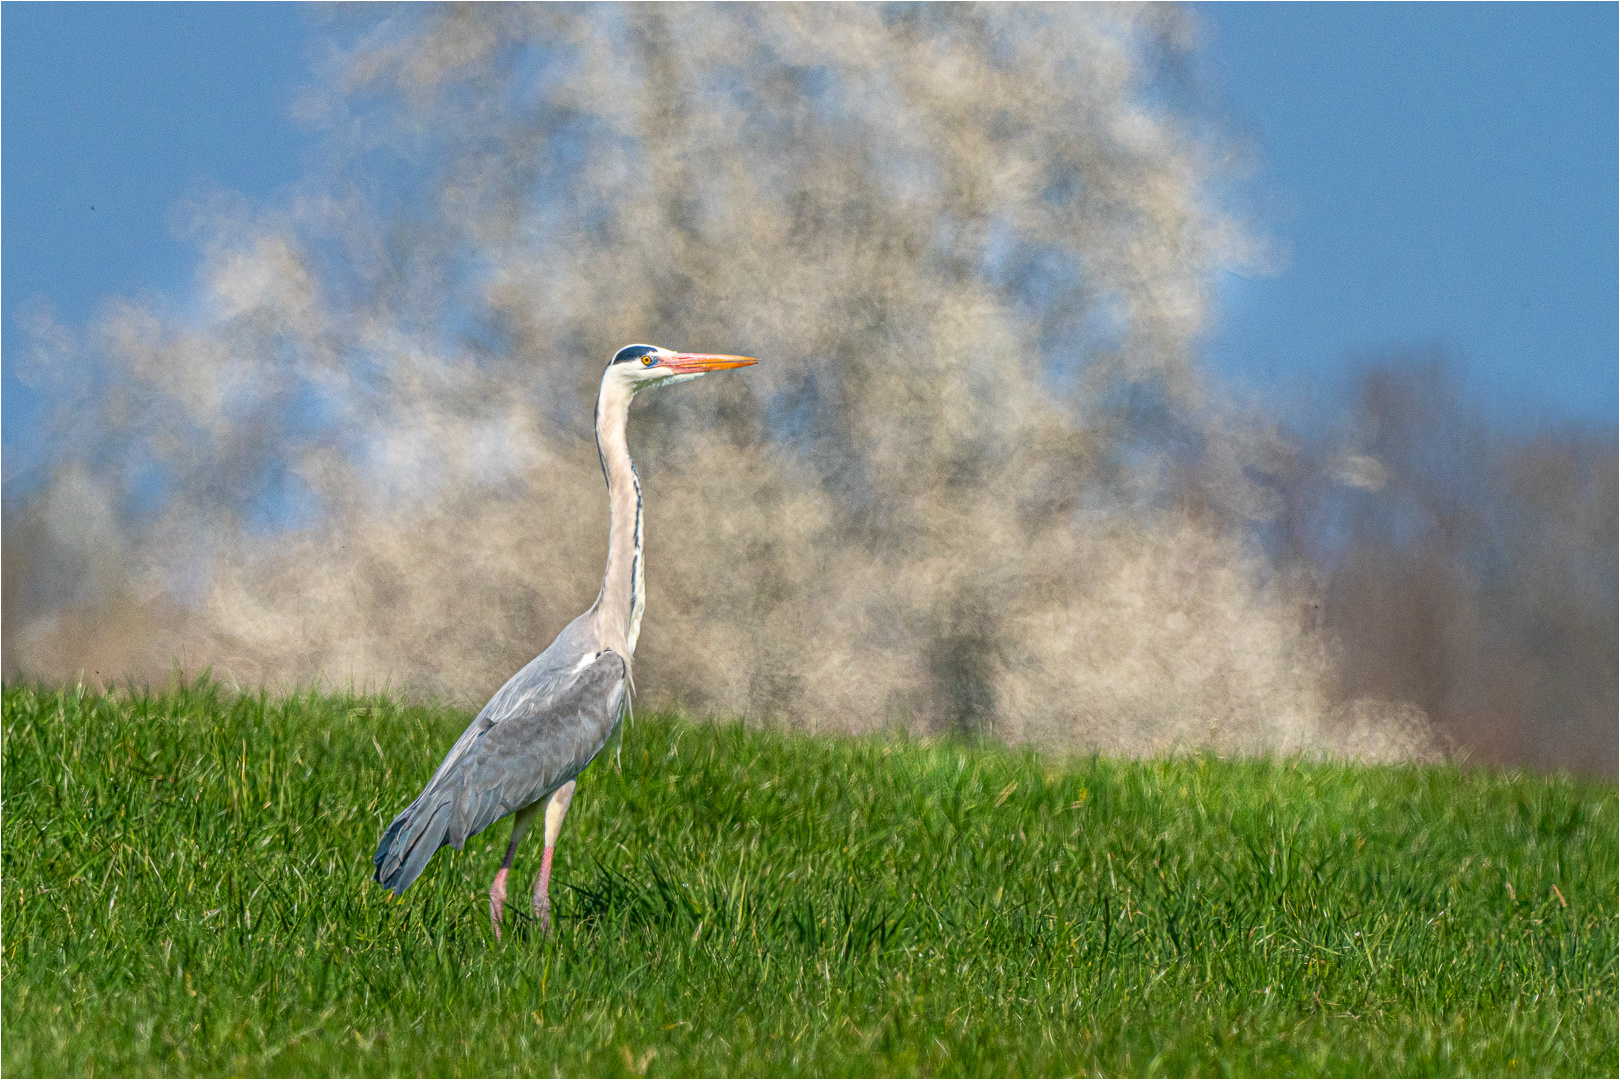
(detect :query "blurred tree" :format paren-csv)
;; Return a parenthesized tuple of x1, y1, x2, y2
(1274, 353, 1617, 775)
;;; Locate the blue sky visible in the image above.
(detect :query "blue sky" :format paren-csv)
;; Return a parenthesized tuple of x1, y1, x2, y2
(3, 3, 1615, 475)
(1196, 3, 1617, 430)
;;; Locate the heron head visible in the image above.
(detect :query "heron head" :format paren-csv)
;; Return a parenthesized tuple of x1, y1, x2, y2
(607, 343, 757, 391)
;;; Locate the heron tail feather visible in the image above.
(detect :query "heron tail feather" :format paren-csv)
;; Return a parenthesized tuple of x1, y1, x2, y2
(372, 796, 453, 895)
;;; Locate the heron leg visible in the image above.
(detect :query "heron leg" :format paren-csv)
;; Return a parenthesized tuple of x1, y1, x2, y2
(533, 780, 577, 933)
(489, 800, 542, 942)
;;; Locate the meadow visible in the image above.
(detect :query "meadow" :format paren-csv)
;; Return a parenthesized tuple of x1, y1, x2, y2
(3, 679, 1615, 1077)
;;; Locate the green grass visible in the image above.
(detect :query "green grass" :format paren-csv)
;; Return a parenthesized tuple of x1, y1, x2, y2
(3, 680, 1615, 1077)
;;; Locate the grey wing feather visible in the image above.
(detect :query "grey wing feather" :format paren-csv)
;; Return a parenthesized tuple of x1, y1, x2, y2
(419, 611, 600, 790)
(372, 649, 627, 895)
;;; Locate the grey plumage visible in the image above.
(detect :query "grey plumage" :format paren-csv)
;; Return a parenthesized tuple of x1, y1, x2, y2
(373, 646, 626, 895)
(370, 344, 756, 922)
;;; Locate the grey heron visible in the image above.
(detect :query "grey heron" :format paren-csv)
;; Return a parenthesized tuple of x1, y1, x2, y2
(373, 343, 758, 938)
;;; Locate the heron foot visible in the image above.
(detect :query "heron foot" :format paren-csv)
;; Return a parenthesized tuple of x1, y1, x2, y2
(489, 867, 510, 942)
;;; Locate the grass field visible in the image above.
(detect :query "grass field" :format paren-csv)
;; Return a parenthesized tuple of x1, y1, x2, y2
(3, 680, 1615, 1077)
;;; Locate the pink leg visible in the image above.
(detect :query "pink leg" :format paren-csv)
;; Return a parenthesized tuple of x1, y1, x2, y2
(488, 845, 517, 942)
(489, 801, 541, 942)
(534, 844, 556, 932)
(534, 780, 577, 934)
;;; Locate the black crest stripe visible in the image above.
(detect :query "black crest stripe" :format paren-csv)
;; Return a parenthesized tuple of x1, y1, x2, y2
(611, 345, 657, 365)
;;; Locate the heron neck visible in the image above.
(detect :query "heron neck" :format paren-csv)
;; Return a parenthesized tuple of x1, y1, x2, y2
(591, 376, 644, 658)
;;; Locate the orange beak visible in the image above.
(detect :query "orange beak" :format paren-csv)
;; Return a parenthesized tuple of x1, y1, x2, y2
(661, 352, 758, 375)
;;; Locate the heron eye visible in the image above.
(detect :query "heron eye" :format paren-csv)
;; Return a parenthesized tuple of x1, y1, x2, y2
(642, 356, 655, 366)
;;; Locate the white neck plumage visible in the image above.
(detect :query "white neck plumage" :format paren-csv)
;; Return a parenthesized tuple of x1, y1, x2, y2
(590, 374, 645, 660)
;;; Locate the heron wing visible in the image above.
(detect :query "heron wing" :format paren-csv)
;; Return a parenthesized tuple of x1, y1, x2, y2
(421, 613, 600, 790)
(372, 648, 627, 894)
(438, 650, 628, 844)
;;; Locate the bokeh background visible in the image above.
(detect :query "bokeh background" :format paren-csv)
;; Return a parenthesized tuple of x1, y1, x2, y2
(4, 5, 1614, 774)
